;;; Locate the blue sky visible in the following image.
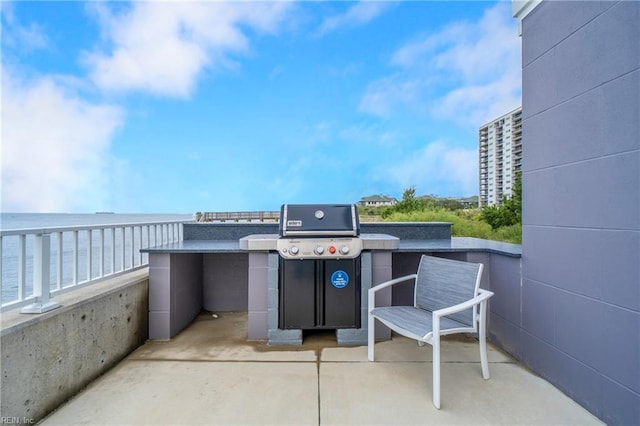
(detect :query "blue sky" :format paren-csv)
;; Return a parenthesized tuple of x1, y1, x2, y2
(1, 1, 521, 213)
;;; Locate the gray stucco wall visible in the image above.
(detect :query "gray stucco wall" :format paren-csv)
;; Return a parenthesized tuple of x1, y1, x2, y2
(521, 1, 639, 424)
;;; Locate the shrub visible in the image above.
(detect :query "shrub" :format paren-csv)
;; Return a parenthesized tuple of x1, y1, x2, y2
(376, 181, 522, 244)
(382, 207, 521, 244)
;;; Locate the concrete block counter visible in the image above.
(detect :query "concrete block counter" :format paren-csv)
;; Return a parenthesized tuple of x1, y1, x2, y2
(142, 222, 521, 350)
(240, 232, 399, 345)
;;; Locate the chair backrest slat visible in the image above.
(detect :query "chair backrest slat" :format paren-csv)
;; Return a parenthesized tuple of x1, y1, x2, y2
(414, 255, 481, 326)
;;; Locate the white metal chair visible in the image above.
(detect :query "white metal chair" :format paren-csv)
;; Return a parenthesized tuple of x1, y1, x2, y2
(368, 255, 494, 409)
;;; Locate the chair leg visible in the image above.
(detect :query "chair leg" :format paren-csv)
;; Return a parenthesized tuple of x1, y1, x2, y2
(479, 302, 490, 379)
(479, 336, 490, 379)
(432, 336, 441, 409)
(367, 314, 375, 361)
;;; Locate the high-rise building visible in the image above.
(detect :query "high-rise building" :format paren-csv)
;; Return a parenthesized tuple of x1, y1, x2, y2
(478, 107, 522, 207)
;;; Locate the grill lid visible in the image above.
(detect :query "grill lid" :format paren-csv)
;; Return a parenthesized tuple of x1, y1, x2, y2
(279, 204, 360, 237)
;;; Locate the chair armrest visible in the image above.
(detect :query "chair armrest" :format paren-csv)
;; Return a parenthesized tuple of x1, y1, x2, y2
(432, 289, 494, 319)
(369, 274, 417, 294)
(431, 289, 494, 336)
(368, 274, 417, 311)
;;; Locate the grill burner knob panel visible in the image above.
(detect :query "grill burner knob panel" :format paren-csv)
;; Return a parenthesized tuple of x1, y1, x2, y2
(276, 237, 362, 259)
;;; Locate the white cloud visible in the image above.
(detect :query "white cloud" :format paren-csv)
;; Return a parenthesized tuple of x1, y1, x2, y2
(1, 68, 124, 212)
(434, 75, 521, 127)
(338, 121, 397, 146)
(384, 141, 478, 197)
(1, 2, 296, 213)
(1, 2, 49, 51)
(318, 2, 393, 36)
(361, 2, 521, 126)
(264, 156, 311, 203)
(84, 2, 293, 98)
(358, 74, 424, 117)
(269, 65, 284, 80)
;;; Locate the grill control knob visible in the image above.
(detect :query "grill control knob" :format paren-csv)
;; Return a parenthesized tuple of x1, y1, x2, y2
(314, 245, 324, 255)
(340, 245, 350, 255)
(290, 246, 299, 255)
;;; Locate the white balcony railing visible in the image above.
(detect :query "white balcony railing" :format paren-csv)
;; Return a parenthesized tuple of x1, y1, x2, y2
(0, 220, 185, 313)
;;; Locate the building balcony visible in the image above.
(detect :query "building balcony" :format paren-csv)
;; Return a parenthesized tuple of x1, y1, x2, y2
(0, 222, 610, 425)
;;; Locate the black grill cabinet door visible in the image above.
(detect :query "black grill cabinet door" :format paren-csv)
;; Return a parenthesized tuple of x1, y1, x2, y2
(279, 259, 316, 329)
(322, 258, 361, 328)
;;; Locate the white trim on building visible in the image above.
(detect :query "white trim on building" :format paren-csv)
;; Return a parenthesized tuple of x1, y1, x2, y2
(512, 0, 542, 35)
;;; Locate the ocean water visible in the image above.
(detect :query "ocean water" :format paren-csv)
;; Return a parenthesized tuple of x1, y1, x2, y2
(1, 213, 193, 305)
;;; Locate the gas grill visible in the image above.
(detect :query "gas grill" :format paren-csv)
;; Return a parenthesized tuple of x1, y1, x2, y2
(277, 203, 362, 259)
(277, 204, 362, 330)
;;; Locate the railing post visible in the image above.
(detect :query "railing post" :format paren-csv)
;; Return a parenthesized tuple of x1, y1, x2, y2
(86, 229, 92, 281)
(120, 227, 125, 271)
(99, 228, 105, 277)
(110, 228, 116, 275)
(73, 230, 79, 285)
(137, 226, 143, 265)
(55, 232, 63, 290)
(18, 235, 26, 300)
(22, 233, 60, 314)
(129, 227, 134, 268)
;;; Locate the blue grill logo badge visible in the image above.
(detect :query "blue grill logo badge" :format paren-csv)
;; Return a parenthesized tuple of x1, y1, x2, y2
(330, 270, 349, 289)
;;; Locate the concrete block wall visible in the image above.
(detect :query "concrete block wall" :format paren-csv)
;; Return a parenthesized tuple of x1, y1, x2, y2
(0, 270, 149, 423)
(246, 252, 273, 340)
(183, 221, 452, 241)
(148, 253, 202, 339)
(370, 252, 393, 340)
(203, 253, 248, 312)
(521, 1, 639, 424)
(184, 222, 278, 240)
(360, 222, 451, 240)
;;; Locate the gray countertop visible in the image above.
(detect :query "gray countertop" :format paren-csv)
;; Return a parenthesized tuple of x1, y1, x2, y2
(141, 240, 243, 253)
(400, 237, 521, 257)
(142, 235, 521, 257)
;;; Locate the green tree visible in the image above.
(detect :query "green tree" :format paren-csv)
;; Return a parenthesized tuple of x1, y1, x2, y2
(480, 172, 522, 229)
(403, 186, 416, 200)
(381, 186, 425, 218)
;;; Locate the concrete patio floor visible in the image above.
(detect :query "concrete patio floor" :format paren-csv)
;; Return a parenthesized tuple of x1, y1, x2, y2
(42, 312, 602, 425)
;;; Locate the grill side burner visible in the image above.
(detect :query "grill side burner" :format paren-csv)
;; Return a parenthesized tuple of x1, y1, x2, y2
(277, 204, 362, 331)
